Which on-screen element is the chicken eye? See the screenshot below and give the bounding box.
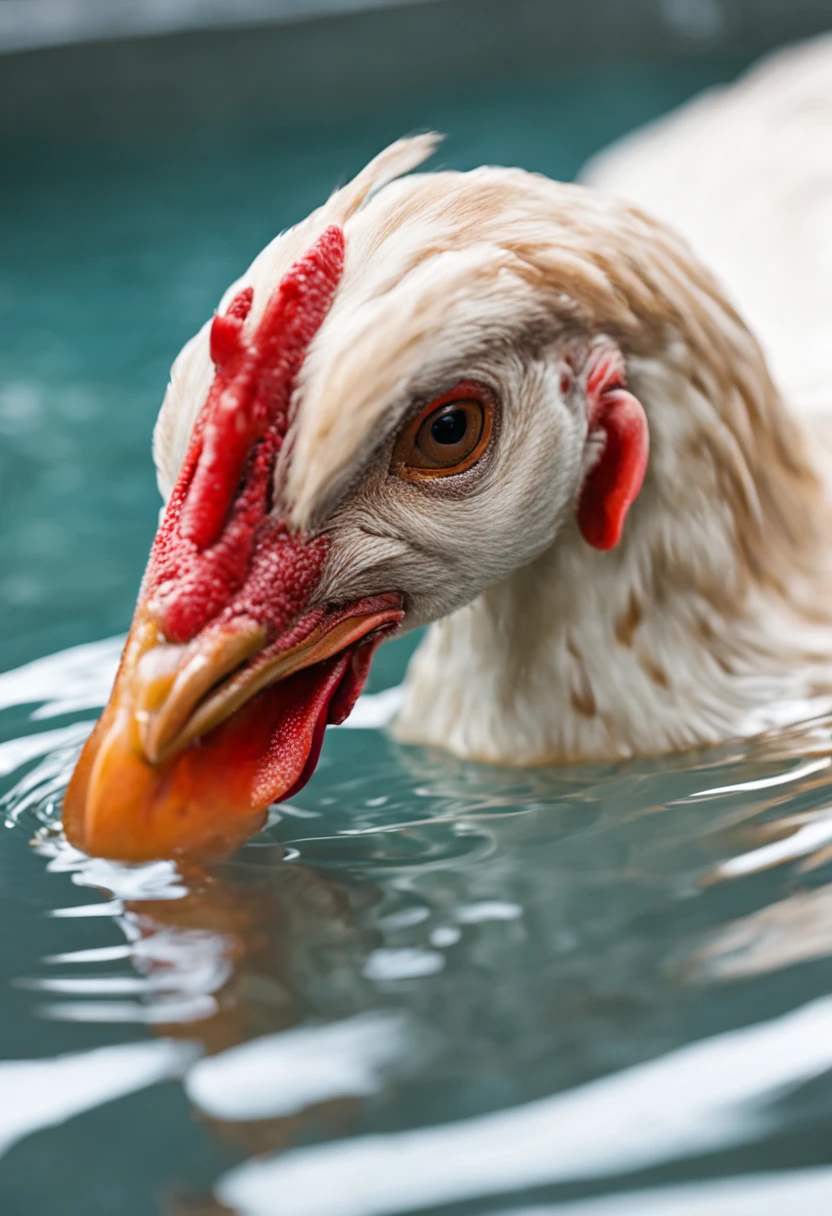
[417,400,481,462]
[392,382,495,481]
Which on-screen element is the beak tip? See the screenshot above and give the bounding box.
[63,596,402,862]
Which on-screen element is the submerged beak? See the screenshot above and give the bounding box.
[63,223,402,862]
[63,594,403,862]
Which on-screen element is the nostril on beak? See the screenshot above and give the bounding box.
[133,621,267,765]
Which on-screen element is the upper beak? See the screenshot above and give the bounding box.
[63,594,403,862]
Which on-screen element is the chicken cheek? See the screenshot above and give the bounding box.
[577,362,649,551]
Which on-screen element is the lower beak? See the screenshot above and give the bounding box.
[63,595,403,862]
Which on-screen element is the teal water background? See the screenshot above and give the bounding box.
[3,50,832,1216]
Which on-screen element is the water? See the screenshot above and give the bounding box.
[3,50,832,1216]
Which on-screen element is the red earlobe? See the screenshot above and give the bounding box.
[576,347,649,551]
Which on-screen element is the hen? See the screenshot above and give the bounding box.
[65,37,832,860]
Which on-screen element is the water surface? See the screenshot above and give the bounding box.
[3,51,832,1216]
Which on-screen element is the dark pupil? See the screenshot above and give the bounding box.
[431,408,467,446]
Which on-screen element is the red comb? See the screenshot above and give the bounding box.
[183,226,344,549]
[145,225,345,644]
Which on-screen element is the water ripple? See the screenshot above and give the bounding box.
[2,636,832,1212]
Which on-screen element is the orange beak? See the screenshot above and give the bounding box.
[63,595,403,862]
[62,224,391,862]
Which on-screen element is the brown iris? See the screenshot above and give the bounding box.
[392,381,495,481]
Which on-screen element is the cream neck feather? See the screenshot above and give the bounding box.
[395,37,832,763]
[394,341,832,763]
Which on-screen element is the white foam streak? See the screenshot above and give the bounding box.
[218,997,832,1216]
[51,900,124,917]
[39,996,218,1024]
[0,723,93,778]
[455,901,523,923]
[0,1039,196,1158]
[362,947,444,980]
[689,757,831,798]
[46,944,133,964]
[495,1168,832,1215]
[187,1010,413,1121]
[0,636,122,718]
[713,814,832,879]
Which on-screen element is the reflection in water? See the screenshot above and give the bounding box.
[2,639,832,1212]
[216,997,832,1216]
[0,1039,195,1159]
[683,884,832,982]
[492,1169,832,1215]
[186,1010,423,1121]
[706,811,832,881]
[26,834,383,1053]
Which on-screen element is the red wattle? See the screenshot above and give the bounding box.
[577,346,649,551]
